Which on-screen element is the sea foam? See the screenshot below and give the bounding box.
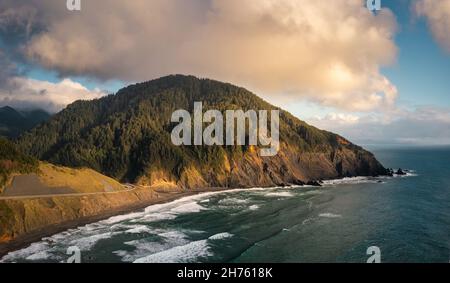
[319,213,342,218]
[132,232,233,263]
[265,191,294,197]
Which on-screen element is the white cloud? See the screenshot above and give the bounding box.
[415,0,450,53]
[307,107,450,145]
[312,113,361,125]
[2,0,399,112]
[0,77,106,113]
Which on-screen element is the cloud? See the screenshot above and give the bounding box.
[312,113,361,125]
[415,0,450,53]
[308,107,450,145]
[0,77,106,113]
[1,0,399,112]
[0,50,17,84]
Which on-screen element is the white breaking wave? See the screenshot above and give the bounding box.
[124,225,153,234]
[319,213,342,218]
[396,172,418,177]
[115,229,193,262]
[265,191,294,197]
[69,232,115,251]
[218,198,248,205]
[132,232,233,263]
[102,212,145,225]
[248,205,260,211]
[322,177,381,186]
[0,242,50,262]
[133,239,211,263]
[321,170,417,186]
[208,232,233,240]
[0,229,118,262]
[170,202,206,214]
[302,217,315,225]
[25,250,51,261]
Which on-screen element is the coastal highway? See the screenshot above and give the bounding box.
[0,184,140,200]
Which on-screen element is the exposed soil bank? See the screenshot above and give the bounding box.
[0,186,232,258]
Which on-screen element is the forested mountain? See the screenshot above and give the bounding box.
[0,106,51,138]
[17,75,388,189]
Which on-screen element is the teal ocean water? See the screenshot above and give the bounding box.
[2,146,450,263]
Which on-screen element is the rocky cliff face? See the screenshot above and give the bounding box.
[18,75,388,189]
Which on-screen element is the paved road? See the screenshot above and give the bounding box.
[0,184,139,201]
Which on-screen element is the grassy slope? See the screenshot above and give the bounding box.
[38,163,125,194]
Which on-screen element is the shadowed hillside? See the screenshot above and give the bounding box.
[0,107,51,139]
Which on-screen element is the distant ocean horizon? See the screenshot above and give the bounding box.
[2,146,450,263]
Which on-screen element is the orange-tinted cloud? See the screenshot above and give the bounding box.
[4,0,399,111]
[415,0,450,53]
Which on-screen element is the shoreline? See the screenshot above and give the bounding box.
[0,187,238,259]
[0,174,406,260]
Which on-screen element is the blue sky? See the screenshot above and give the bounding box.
[23,0,450,114]
[23,66,126,95]
[382,0,450,108]
[285,0,450,119]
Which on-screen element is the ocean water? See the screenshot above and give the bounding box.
[2,146,450,263]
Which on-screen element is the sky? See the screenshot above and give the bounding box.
[0,0,449,146]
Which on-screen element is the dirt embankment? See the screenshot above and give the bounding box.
[0,162,162,255]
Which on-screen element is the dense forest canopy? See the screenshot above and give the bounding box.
[17,75,387,188]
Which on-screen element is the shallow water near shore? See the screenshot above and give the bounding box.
[2,146,450,263]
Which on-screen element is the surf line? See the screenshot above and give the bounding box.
[171,102,280,157]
